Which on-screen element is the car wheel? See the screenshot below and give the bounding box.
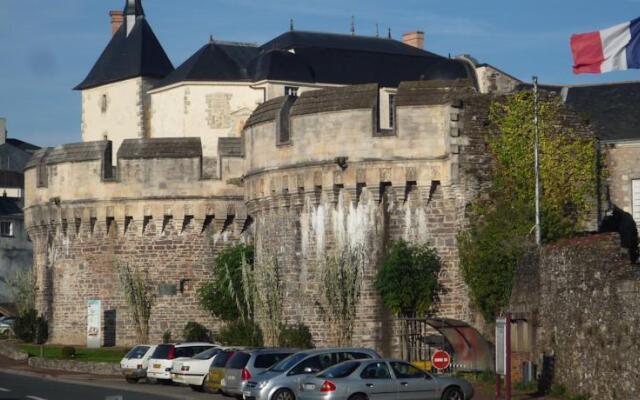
[348,394,368,400]
[442,386,464,400]
[125,378,138,384]
[272,388,296,400]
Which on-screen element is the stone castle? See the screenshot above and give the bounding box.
[25,0,601,351]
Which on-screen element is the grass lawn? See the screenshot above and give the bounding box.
[18,344,128,363]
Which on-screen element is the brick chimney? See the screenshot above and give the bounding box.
[110,10,124,35]
[402,31,425,49]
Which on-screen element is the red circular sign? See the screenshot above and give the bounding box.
[431,350,451,370]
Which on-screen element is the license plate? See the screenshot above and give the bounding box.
[153,364,161,369]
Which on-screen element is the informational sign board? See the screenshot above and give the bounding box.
[495,317,506,375]
[87,299,101,349]
[431,350,451,370]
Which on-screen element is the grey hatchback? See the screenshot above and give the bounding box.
[222,348,297,398]
[243,348,380,400]
[299,359,474,400]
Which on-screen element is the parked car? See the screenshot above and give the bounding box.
[171,346,224,391]
[120,344,157,383]
[243,348,380,400]
[298,359,474,400]
[0,317,16,335]
[204,349,238,394]
[146,342,216,383]
[222,348,297,397]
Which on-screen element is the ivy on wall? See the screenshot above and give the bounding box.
[459,91,601,322]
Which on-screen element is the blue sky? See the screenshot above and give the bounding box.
[1,0,639,147]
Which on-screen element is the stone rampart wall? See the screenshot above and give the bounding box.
[511,233,640,399]
[243,81,495,355]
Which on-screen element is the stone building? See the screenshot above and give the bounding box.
[25,0,616,351]
[0,118,40,307]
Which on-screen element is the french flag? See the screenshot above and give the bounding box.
[571,17,640,74]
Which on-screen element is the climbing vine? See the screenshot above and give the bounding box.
[459,91,601,322]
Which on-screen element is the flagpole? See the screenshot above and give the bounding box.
[533,76,541,246]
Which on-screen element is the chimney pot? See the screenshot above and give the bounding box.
[402,30,425,49]
[109,10,124,36]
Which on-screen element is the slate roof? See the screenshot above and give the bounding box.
[396,79,476,106]
[563,81,640,142]
[0,171,24,188]
[5,139,40,153]
[244,97,291,128]
[75,18,174,90]
[157,30,474,89]
[0,197,23,217]
[25,141,110,169]
[156,41,259,88]
[117,138,202,159]
[290,83,378,116]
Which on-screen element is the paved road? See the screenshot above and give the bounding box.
[0,371,222,400]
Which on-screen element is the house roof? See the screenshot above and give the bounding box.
[75,18,174,90]
[155,41,259,87]
[4,139,40,153]
[563,81,640,142]
[0,197,22,217]
[157,30,474,89]
[0,171,24,189]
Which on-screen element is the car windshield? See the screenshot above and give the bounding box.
[212,351,233,368]
[318,361,360,378]
[193,347,220,360]
[269,353,308,372]
[151,344,174,359]
[125,346,150,360]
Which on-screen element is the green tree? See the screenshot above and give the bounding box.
[375,240,441,317]
[198,244,254,322]
[459,92,601,322]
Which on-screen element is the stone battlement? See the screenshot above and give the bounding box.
[24,137,246,236]
[243,80,489,205]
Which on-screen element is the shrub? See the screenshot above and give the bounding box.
[13,309,38,342]
[162,330,172,344]
[198,244,255,322]
[217,320,263,347]
[183,321,212,342]
[278,324,314,349]
[61,346,76,359]
[375,240,441,317]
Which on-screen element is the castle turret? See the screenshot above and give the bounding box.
[75,0,173,157]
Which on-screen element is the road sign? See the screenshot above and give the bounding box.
[431,350,451,370]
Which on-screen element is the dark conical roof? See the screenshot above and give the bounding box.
[74,18,174,90]
[155,41,259,88]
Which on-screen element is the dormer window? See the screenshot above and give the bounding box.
[285,86,299,97]
[1,221,13,237]
[376,88,397,133]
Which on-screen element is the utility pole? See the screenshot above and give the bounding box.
[533,76,541,246]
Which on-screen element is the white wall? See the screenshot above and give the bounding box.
[81,77,150,157]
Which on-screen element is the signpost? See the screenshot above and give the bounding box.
[87,299,101,349]
[495,314,512,400]
[431,350,451,371]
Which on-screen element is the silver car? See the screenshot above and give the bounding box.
[223,348,297,397]
[299,359,474,400]
[243,348,380,400]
